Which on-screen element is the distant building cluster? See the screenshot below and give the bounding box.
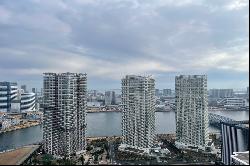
[155,88,173,97]
[1,72,249,165]
[208,88,249,110]
[87,90,121,107]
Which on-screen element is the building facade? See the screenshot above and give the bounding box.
[32,88,36,93]
[221,121,249,165]
[20,93,36,112]
[175,75,209,150]
[104,91,116,105]
[155,89,160,97]
[217,97,247,108]
[43,72,87,156]
[209,89,234,98]
[163,89,172,96]
[0,82,18,113]
[21,85,27,93]
[121,75,156,149]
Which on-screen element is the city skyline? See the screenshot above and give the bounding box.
[0,0,249,165]
[0,0,248,90]
[1,74,249,93]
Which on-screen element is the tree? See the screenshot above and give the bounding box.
[32,156,39,165]
[94,154,99,162]
[86,145,92,151]
[106,153,110,160]
[42,154,54,165]
[79,155,85,165]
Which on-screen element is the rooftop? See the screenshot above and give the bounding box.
[43,72,87,76]
[231,151,249,165]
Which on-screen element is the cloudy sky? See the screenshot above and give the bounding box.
[0,0,249,91]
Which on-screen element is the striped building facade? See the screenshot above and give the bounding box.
[0,82,18,112]
[221,121,249,165]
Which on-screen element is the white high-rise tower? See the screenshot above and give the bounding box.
[175,75,209,150]
[43,72,87,156]
[121,75,156,149]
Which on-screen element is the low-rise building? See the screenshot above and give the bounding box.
[217,97,247,108]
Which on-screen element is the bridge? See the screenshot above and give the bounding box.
[208,113,249,130]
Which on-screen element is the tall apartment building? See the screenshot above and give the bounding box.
[175,75,209,150]
[121,75,156,149]
[0,82,18,112]
[43,73,87,156]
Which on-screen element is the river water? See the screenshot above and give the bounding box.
[0,111,248,151]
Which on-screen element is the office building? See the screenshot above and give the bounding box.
[221,121,249,165]
[43,72,87,156]
[21,85,27,93]
[32,88,36,93]
[155,89,160,97]
[209,89,234,98]
[121,75,156,149]
[105,91,116,105]
[163,89,172,96]
[175,75,209,150]
[0,82,18,112]
[115,94,122,105]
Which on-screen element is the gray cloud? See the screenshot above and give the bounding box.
[0,0,248,89]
